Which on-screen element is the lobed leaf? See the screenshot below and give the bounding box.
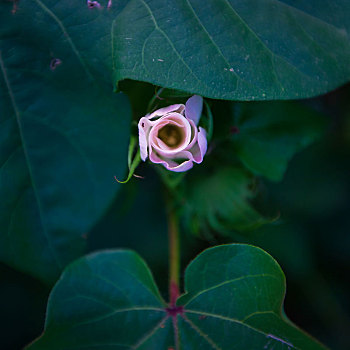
[27,244,326,349]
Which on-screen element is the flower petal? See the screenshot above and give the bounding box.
[138,117,154,161]
[186,119,199,150]
[198,127,208,156]
[185,95,203,125]
[149,113,192,154]
[169,160,194,172]
[148,104,185,120]
[190,127,207,163]
[149,148,193,172]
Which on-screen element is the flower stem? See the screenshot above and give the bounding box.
[166,196,180,307]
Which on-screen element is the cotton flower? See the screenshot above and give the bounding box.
[138,95,207,172]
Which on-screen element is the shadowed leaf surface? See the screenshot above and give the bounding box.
[231,101,327,181]
[182,167,271,236]
[0,2,131,284]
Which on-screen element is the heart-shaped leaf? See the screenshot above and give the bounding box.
[231,101,327,181]
[5,0,350,101]
[27,244,326,349]
[0,4,131,284]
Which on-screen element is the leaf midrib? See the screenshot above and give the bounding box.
[0,51,62,271]
[33,0,94,81]
[183,273,279,305]
[183,310,299,350]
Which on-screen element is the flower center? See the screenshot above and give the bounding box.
[158,124,183,148]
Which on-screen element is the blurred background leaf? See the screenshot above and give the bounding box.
[181,166,272,238]
[230,101,327,181]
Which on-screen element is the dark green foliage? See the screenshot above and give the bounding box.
[0,1,349,348]
[27,244,326,350]
[2,0,349,101]
[182,167,271,236]
[0,1,131,284]
[231,101,327,181]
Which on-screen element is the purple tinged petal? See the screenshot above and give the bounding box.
[149,114,192,154]
[169,160,194,172]
[148,104,185,120]
[189,127,207,163]
[197,127,208,160]
[185,95,203,125]
[149,148,194,172]
[138,117,154,161]
[186,119,199,150]
[138,98,207,173]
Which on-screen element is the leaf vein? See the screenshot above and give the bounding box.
[182,314,222,350]
[0,50,62,270]
[132,315,169,349]
[184,273,279,305]
[222,0,284,91]
[185,310,299,349]
[139,0,207,90]
[33,0,94,81]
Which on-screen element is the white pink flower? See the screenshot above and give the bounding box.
[138,95,207,172]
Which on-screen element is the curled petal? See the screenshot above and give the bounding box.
[190,127,207,163]
[185,95,203,125]
[197,127,208,161]
[186,119,199,150]
[148,104,185,120]
[168,160,194,172]
[149,113,192,154]
[138,117,154,161]
[149,148,194,172]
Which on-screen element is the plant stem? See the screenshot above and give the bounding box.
[166,196,180,307]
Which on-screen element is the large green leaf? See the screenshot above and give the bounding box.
[27,244,326,349]
[0,3,131,284]
[5,0,350,101]
[231,101,326,181]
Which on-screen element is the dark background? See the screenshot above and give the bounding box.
[1,83,349,350]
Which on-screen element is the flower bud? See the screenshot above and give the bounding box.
[138,95,207,172]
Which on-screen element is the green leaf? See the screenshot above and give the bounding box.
[27,245,326,349]
[111,0,350,100]
[182,167,271,236]
[5,0,350,101]
[231,101,326,181]
[0,5,131,284]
